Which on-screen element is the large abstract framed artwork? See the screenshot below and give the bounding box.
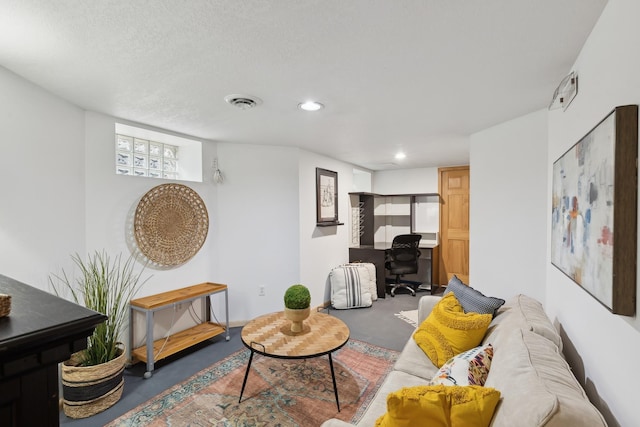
[316,168,340,226]
[551,105,638,316]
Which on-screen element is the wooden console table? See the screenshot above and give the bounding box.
[129,282,229,378]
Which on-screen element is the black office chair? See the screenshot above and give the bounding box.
[385,234,422,297]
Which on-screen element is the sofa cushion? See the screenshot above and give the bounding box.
[429,344,493,387]
[353,370,431,427]
[485,329,607,427]
[393,335,439,380]
[374,385,501,427]
[444,275,505,316]
[413,293,492,367]
[483,294,562,350]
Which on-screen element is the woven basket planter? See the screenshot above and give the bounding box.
[61,344,126,419]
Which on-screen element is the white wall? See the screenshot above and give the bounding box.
[298,151,353,304]
[84,112,222,344]
[372,167,439,194]
[545,1,640,425]
[216,142,301,322]
[0,64,355,338]
[84,112,218,287]
[469,109,548,301]
[0,66,85,287]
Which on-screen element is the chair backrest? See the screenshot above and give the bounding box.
[388,234,422,271]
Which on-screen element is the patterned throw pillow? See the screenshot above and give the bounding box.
[347,262,378,301]
[444,275,505,316]
[430,344,494,386]
[375,385,501,427]
[330,264,373,309]
[413,293,492,367]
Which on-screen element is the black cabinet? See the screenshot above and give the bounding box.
[0,275,106,427]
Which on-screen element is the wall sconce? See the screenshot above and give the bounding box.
[213,158,224,184]
[549,71,578,111]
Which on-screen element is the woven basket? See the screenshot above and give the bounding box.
[61,344,126,419]
[0,294,10,317]
[134,183,209,267]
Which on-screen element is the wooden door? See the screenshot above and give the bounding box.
[439,166,470,284]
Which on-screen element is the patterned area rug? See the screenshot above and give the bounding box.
[106,340,398,427]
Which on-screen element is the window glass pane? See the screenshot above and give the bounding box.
[134,139,148,154]
[116,152,132,166]
[133,154,147,168]
[164,145,177,159]
[163,159,176,172]
[163,172,178,180]
[149,142,162,156]
[115,132,183,181]
[149,157,161,170]
[116,135,132,151]
[116,166,132,175]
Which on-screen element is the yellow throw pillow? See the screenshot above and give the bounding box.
[413,293,492,367]
[375,385,501,427]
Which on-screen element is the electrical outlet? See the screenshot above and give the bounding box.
[175,303,183,311]
[259,285,266,296]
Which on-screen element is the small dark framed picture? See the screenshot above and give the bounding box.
[316,168,339,225]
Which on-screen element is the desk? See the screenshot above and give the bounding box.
[349,243,439,298]
[0,275,106,427]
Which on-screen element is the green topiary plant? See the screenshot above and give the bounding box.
[284,284,311,310]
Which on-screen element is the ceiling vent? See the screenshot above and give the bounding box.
[224,94,262,110]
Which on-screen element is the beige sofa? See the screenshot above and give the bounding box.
[322,294,607,427]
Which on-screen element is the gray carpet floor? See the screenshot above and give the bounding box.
[60,292,423,426]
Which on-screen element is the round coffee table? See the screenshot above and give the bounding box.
[239,310,350,411]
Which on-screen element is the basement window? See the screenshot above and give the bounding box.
[114,123,202,182]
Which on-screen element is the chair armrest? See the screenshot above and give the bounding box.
[417,295,441,324]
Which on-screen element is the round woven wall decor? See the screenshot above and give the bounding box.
[134,183,209,267]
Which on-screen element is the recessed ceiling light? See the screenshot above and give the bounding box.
[395,152,406,160]
[298,101,324,111]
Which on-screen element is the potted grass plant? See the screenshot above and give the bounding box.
[284,284,311,333]
[50,250,150,418]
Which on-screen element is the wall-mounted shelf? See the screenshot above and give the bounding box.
[317,221,344,227]
[349,192,441,247]
[348,192,442,298]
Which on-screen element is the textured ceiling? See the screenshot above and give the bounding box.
[0,0,607,170]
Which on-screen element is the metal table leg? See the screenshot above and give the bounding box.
[144,309,154,378]
[329,353,340,412]
[239,350,255,403]
[224,289,230,341]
